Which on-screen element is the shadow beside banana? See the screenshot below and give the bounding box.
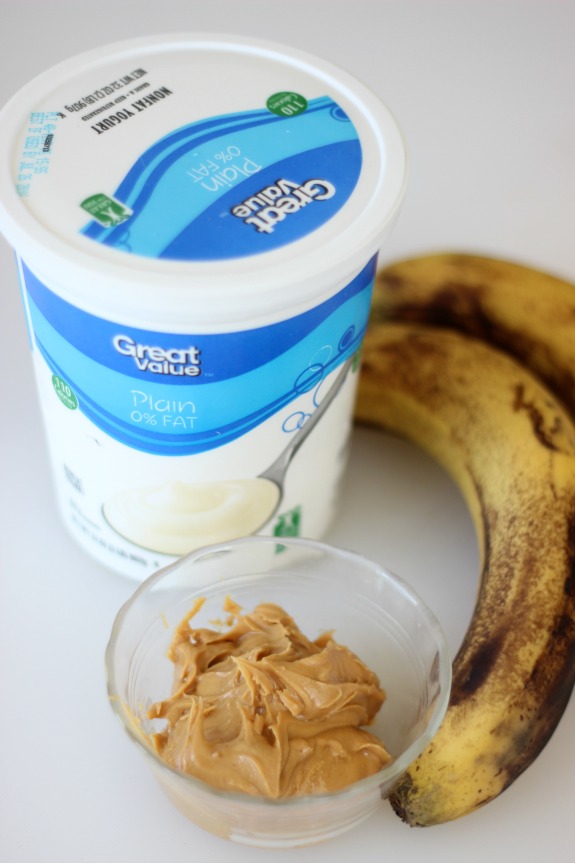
[355,254,575,827]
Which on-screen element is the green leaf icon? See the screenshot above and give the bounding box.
[81,193,132,227]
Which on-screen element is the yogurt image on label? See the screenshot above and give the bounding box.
[0,34,407,579]
[103,479,280,555]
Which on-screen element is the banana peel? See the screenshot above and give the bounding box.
[355,255,575,826]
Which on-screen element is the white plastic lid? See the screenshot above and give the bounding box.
[0,34,407,329]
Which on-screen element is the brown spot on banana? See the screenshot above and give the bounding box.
[371,253,575,419]
[355,323,575,826]
[449,632,504,704]
[512,383,564,451]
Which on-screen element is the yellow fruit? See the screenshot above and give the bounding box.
[355,322,575,826]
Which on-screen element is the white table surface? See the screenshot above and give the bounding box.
[1,2,574,862]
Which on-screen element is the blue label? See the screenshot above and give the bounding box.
[80,97,362,260]
[21,258,376,455]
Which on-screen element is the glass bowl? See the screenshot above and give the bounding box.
[105,536,451,847]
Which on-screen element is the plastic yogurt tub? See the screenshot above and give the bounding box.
[0,34,407,579]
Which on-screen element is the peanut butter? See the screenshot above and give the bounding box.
[148,597,391,798]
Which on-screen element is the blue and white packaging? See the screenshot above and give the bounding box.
[0,34,407,578]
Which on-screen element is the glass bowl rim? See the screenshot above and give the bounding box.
[104,535,452,808]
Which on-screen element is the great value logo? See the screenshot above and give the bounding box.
[113,334,201,377]
[231,177,336,234]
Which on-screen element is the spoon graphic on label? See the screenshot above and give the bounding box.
[256,353,355,515]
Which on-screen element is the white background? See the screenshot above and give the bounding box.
[1,2,574,862]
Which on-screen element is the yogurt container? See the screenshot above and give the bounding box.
[0,34,407,579]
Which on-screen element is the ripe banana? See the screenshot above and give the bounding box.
[370,252,575,418]
[354,321,575,826]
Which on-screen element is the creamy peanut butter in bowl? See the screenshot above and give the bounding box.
[105,536,451,847]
